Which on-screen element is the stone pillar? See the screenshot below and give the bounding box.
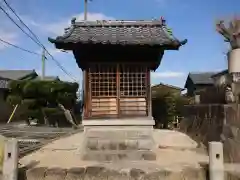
[3,138,18,180]
[228,49,240,102]
[228,49,240,74]
[209,142,224,180]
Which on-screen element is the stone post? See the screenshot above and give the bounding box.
[3,138,19,180]
[209,141,224,180]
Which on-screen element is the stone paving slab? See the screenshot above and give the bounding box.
[19,165,206,180]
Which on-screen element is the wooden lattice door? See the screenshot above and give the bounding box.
[119,64,148,116]
[88,64,118,118]
[88,63,148,118]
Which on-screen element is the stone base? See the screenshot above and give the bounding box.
[80,119,156,162]
[23,165,207,180]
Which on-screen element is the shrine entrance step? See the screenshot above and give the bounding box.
[81,126,156,162]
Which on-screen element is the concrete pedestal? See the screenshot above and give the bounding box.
[80,117,156,161]
[228,49,240,73]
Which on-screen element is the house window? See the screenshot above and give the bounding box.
[0,79,9,89]
[195,94,200,104]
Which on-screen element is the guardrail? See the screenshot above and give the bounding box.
[209,141,240,180]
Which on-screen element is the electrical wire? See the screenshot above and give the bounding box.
[3,0,43,47]
[0,37,41,56]
[0,4,42,47]
[0,1,78,82]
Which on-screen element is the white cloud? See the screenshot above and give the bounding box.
[28,12,115,36]
[151,71,185,78]
[0,30,18,50]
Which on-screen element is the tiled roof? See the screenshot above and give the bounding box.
[0,70,36,80]
[35,76,60,81]
[0,70,37,89]
[152,83,184,91]
[49,19,187,48]
[211,69,228,78]
[186,72,216,86]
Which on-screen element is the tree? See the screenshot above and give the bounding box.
[6,80,79,127]
[152,89,190,129]
[216,17,240,50]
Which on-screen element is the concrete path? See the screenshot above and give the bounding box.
[19,129,209,172]
[153,130,208,169]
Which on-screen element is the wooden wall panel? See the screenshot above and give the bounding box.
[120,98,147,116]
[91,98,117,116]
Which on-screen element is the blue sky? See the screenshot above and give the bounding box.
[0,0,239,88]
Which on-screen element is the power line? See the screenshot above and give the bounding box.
[0,4,42,47]
[0,37,41,56]
[2,0,43,47]
[0,1,78,82]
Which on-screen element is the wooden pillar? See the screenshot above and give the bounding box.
[116,64,120,117]
[83,70,88,119]
[147,70,152,117]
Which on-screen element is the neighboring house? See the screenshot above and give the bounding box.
[212,69,240,101]
[211,69,230,87]
[152,83,184,97]
[184,72,216,96]
[0,70,38,123]
[0,70,38,97]
[0,70,38,89]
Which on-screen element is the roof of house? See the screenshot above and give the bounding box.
[48,19,187,48]
[0,70,37,89]
[35,76,60,81]
[152,83,184,91]
[184,72,216,88]
[0,70,36,80]
[211,69,228,78]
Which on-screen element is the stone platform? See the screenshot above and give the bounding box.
[20,164,206,180]
[19,129,209,180]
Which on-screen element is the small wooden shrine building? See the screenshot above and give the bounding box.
[49,18,186,126]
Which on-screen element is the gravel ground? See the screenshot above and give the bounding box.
[0,122,83,156]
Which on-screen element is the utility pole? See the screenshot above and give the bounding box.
[42,48,46,80]
[84,0,88,20]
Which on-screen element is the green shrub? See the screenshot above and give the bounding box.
[7,79,79,126]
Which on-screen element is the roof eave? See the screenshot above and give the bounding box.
[184,74,190,89]
[211,69,228,78]
[48,37,186,51]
